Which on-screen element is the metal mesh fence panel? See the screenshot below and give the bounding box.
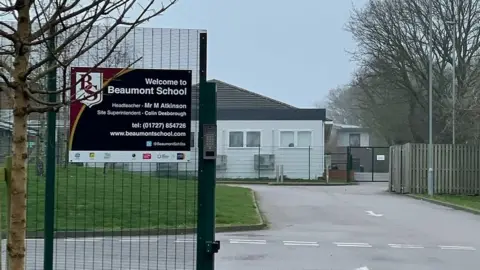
[0,26,204,270]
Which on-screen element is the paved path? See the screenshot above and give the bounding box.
[215,183,480,269]
[2,182,480,269]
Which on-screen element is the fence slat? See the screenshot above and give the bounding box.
[389,143,480,195]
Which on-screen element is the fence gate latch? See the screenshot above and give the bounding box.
[206,240,220,254]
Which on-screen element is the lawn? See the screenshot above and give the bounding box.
[418,194,480,210]
[0,165,260,232]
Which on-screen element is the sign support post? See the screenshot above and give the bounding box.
[196,33,219,270]
[44,25,57,270]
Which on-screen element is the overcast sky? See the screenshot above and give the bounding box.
[139,0,368,108]
[2,0,368,108]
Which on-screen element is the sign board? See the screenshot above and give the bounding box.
[376,155,385,161]
[69,67,192,163]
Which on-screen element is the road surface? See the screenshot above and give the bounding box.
[215,183,480,270]
[1,183,479,269]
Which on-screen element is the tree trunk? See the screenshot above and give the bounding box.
[8,2,31,269]
[408,99,425,143]
[9,91,28,270]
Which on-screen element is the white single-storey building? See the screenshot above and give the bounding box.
[125,79,327,180]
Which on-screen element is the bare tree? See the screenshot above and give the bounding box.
[0,0,177,268]
[336,0,480,144]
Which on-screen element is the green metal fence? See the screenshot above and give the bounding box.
[1,26,211,270]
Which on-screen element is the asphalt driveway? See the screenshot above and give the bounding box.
[215,183,480,270]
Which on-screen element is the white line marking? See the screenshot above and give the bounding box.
[333,242,370,246]
[334,242,372,248]
[388,244,424,249]
[229,239,266,245]
[355,267,370,270]
[119,238,158,242]
[175,239,196,243]
[283,241,319,246]
[229,239,266,242]
[365,210,383,217]
[439,245,476,250]
[64,238,103,242]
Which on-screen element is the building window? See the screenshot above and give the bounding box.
[246,131,261,147]
[229,131,244,147]
[279,130,312,148]
[228,131,261,148]
[297,131,312,147]
[190,132,195,147]
[280,131,295,147]
[349,133,361,147]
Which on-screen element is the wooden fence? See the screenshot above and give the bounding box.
[389,143,480,195]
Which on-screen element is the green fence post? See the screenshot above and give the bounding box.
[257,146,261,180]
[308,146,311,180]
[43,25,57,270]
[371,147,375,182]
[4,156,11,270]
[196,33,219,270]
[346,147,352,182]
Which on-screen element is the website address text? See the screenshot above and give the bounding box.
[110,131,186,137]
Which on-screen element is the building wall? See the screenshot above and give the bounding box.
[336,131,370,147]
[123,119,325,180]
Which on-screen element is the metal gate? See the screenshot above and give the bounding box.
[1,27,217,270]
[349,147,390,182]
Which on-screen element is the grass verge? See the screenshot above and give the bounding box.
[415,194,480,211]
[0,165,261,232]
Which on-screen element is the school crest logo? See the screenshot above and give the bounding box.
[76,72,103,107]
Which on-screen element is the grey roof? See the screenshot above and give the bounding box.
[191,108,325,121]
[192,79,296,109]
[189,79,325,121]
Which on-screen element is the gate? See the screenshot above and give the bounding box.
[326,149,351,181]
[1,27,218,270]
[349,146,390,182]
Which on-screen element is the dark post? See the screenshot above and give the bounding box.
[371,148,375,182]
[196,32,219,270]
[400,147,404,193]
[346,147,352,182]
[44,25,57,270]
[308,146,311,180]
[257,146,261,179]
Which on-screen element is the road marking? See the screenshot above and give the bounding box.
[334,242,372,248]
[365,210,383,217]
[64,238,103,242]
[175,239,196,243]
[119,238,158,242]
[439,245,476,251]
[388,244,424,249]
[355,267,370,270]
[229,239,266,245]
[283,241,319,246]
